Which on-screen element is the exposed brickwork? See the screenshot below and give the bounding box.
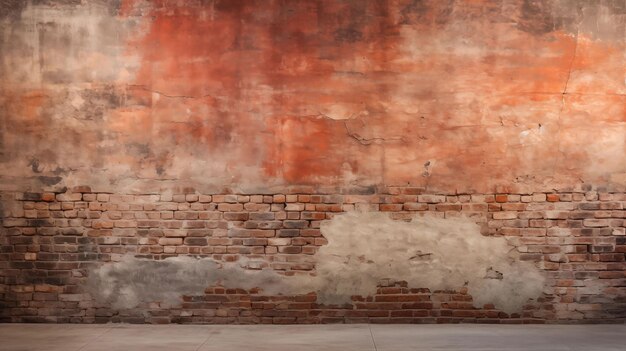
[1,186,625,324]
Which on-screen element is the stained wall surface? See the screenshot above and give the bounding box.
[0,0,625,324]
[1,0,624,194]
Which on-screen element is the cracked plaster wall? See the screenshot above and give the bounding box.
[0,0,624,194]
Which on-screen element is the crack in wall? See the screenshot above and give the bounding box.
[553,23,581,178]
[343,120,406,146]
[127,85,216,100]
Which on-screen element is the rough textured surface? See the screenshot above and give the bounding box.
[317,212,545,312]
[88,256,303,310]
[0,0,624,194]
[0,0,625,324]
[1,187,625,323]
[88,213,544,313]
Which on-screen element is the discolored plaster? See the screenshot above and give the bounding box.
[315,212,546,313]
[87,256,301,310]
[0,0,624,194]
[88,212,545,314]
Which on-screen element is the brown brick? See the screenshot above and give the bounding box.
[184,237,208,246]
[600,202,623,210]
[435,204,462,211]
[569,211,595,219]
[245,212,274,222]
[301,212,326,220]
[583,219,608,227]
[243,238,268,246]
[519,228,546,236]
[56,193,82,202]
[271,203,285,211]
[185,194,199,202]
[296,195,311,203]
[599,254,624,262]
[278,229,299,237]
[501,203,526,211]
[159,238,183,246]
[403,202,428,211]
[283,220,308,229]
[579,203,601,210]
[285,203,304,211]
[198,195,212,203]
[172,194,186,202]
[72,186,92,193]
[218,203,244,212]
[224,212,249,221]
[244,203,270,212]
[278,246,301,254]
[493,212,517,220]
[544,211,569,219]
[417,195,446,203]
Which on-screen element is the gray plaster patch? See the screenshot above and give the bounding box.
[87,256,302,310]
[88,212,545,313]
[315,212,545,313]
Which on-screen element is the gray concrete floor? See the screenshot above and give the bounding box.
[0,324,625,351]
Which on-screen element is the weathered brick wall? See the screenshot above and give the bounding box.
[1,186,624,324]
[1,0,625,324]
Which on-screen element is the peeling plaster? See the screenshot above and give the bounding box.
[89,212,545,313]
[315,212,546,313]
[87,256,300,310]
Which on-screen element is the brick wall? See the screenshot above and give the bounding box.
[1,186,625,324]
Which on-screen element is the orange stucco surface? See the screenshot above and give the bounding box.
[1,0,624,194]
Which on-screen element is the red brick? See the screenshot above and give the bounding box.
[380,204,402,211]
[495,194,508,203]
[546,194,560,202]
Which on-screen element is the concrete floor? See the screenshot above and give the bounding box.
[0,324,625,351]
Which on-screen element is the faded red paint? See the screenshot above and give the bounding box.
[5,91,48,126]
[115,0,626,191]
[0,0,624,193]
[264,116,350,183]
